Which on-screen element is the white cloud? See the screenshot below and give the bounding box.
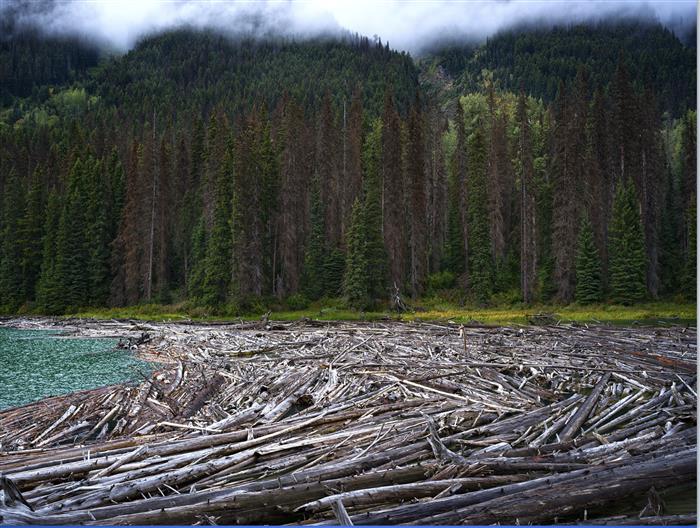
[3,0,696,52]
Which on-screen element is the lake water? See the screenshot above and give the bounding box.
[0,327,152,410]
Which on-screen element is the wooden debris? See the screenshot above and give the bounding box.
[0,318,696,525]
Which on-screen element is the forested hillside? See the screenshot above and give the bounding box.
[426,21,696,116]
[0,22,695,314]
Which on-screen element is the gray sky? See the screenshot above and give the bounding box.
[4,0,697,53]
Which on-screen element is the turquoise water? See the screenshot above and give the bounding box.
[0,328,151,410]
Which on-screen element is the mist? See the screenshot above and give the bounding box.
[1,0,696,53]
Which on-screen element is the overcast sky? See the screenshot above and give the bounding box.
[3,0,697,53]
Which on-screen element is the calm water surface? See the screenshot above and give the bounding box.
[0,327,151,409]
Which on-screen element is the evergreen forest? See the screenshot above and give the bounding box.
[0,20,696,315]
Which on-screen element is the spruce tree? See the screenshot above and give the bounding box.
[323,249,345,298]
[575,215,602,304]
[609,181,647,304]
[202,148,234,307]
[20,168,45,301]
[343,198,370,309]
[466,128,493,304]
[36,192,63,314]
[362,118,388,300]
[55,159,90,309]
[85,158,112,306]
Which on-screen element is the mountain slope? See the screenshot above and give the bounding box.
[423,21,696,116]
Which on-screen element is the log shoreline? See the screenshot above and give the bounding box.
[0,318,696,525]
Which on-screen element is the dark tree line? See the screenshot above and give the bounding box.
[0,29,695,313]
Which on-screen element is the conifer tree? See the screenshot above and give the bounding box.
[231,110,265,300]
[517,87,537,304]
[381,88,406,292]
[277,98,311,297]
[187,216,208,300]
[343,119,388,309]
[0,170,25,311]
[575,215,602,304]
[318,92,342,248]
[55,159,90,309]
[362,118,388,300]
[111,141,147,306]
[466,128,492,304]
[258,115,279,295]
[407,93,427,297]
[342,84,364,239]
[323,249,346,297]
[302,173,327,301]
[20,168,45,301]
[85,158,112,306]
[680,111,697,288]
[658,168,682,295]
[36,192,63,314]
[683,201,696,300]
[609,181,647,304]
[444,194,465,276]
[444,102,467,278]
[343,198,370,309]
[202,147,234,307]
[552,72,587,303]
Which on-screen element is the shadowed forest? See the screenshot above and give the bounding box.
[0,20,696,315]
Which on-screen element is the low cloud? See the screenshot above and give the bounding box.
[2,0,696,53]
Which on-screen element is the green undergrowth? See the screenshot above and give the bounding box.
[61,300,697,327]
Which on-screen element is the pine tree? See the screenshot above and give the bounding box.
[575,215,602,304]
[517,87,537,304]
[258,115,279,296]
[381,88,406,292]
[609,181,647,304]
[407,93,427,297]
[277,97,311,297]
[552,72,587,303]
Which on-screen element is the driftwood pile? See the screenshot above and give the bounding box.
[0,319,696,525]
